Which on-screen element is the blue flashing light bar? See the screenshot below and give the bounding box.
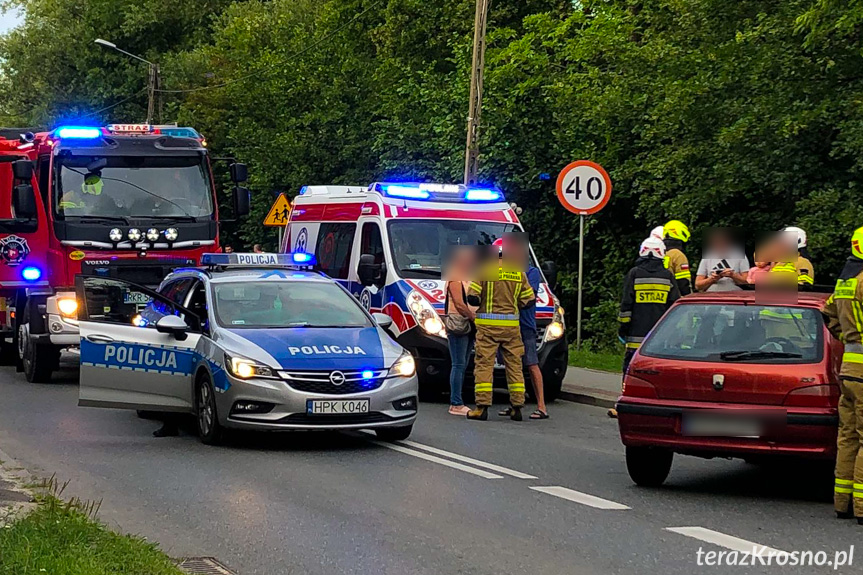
[201,252,316,267]
[361,370,374,380]
[21,267,42,281]
[465,188,502,202]
[381,184,430,200]
[155,127,199,138]
[55,126,101,139]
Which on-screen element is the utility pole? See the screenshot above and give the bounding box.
[95,39,159,124]
[463,0,490,186]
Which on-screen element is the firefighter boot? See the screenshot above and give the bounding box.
[467,406,488,421]
[510,406,522,422]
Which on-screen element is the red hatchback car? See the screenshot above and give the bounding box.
[617,291,842,487]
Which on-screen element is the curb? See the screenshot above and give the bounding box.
[0,445,36,527]
[558,389,617,409]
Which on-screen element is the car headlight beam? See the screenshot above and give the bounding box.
[406,290,446,338]
[57,297,78,317]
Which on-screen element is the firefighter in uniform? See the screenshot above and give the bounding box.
[662,220,692,295]
[782,226,815,287]
[59,173,119,214]
[467,243,536,422]
[822,227,863,524]
[608,237,681,418]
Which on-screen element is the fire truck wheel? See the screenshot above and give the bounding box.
[19,303,59,383]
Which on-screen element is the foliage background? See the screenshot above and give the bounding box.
[1,0,860,347]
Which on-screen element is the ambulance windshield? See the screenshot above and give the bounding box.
[55,153,214,220]
[387,220,522,279]
[213,281,372,328]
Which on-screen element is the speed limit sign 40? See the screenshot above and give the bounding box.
[555,160,612,215]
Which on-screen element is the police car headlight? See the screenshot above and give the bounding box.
[407,290,446,338]
[388,352,416,378]
[225,354,274,379]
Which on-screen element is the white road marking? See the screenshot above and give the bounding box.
[397,440,538,479]
[665,527,788,555]
[369,440,503,479]
[529,486,630,510]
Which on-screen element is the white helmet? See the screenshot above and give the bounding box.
[650,226,664,240]
[640,236,666,259]
[783,226,807,249]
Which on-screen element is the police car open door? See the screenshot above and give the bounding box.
[75,276,203,412]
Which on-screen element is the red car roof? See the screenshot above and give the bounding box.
[673,290,829,308]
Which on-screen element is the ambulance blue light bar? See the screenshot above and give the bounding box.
[373,182,503,203]
[201,253,316,267]
[55,126,102,139]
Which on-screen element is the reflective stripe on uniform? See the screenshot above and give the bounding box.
[662,256,670,269]
[634,283,671,291]
[474,383,493,392]
[522,287,534,299]
[836,478,854,494]
[469,282,482,293]
[852,300,863,334]
[674,271,690,279]
[634,277,672,286]
[625,342,641,349]
[618,316,631,323]
[798,274,814,285]
[835,278,858,299]
[475,318,519,326]
[508,383,525,393]
[842,352,863,364]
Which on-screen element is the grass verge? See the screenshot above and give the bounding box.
[0,479,183,575]
[568,346,623,373]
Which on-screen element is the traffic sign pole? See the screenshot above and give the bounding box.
[577,214,584,349]
[554,160,612,351]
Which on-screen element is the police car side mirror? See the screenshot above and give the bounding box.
[372,312,393,330]
[13,184,36,220]
[155,315,190,341]
[233,186,250,218]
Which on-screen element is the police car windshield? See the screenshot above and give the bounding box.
[639,303,822,363]
[213,281,372,329]
[388,220,522,279]
[55,154,213,219]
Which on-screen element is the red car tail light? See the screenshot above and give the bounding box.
[621,375,658,399]
[783,384,840,409]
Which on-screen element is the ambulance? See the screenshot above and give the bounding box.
[282,182,568,400]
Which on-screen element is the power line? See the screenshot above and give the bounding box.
[73,87,149,119]
[155,0,385,95]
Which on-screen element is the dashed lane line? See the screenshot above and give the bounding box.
[396,439,538,479]
[665,527,788,555]
[368,440,504,479]
[529,486,630,510]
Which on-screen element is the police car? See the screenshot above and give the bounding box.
[74,253,419,444]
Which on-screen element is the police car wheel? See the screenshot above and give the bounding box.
[374,424,413,442]
[625,446,673,487]
[196,375,224,445]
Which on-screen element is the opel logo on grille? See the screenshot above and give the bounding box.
[329,371,346,386]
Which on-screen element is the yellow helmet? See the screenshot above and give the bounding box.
[663,220,690,242]
[82,174,103,196]
[852,226,863,259]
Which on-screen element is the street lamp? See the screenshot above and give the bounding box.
[94,38,159,124]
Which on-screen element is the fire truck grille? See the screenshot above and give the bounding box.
[81,259,196,288]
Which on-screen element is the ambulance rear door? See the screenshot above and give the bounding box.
[75,276,202,412]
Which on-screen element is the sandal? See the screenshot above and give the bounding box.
[498,407,513,417]
[530,410,549,420]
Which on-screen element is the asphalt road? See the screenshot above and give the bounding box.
[0,362,859,575]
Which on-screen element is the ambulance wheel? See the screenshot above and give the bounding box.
[626,446,673,487]
[19,305,58,383]
[196,374,224,445]
[374,424,413,442]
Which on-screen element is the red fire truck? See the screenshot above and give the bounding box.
[0,124,249,382]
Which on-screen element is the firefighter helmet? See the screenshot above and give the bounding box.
[782,226,807,249]
[852,227,863,260]
[650,226,664,240]
[82,174,104,196]
[663,220,690,243]
[639,237,666,259]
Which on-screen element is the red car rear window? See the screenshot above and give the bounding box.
[639,303,823,364]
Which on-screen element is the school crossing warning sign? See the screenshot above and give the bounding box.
[263,194,292,227]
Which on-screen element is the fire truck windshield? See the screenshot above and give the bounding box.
[387,220,522,279]
[55,155,214,220]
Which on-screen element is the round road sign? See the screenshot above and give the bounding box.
[555,160,612,216]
